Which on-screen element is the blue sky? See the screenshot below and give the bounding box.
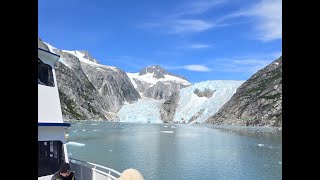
[39,0,282,83]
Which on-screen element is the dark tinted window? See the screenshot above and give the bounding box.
[38,141,65,177]
[38,58,55,87]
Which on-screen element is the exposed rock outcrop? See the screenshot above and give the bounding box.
[206,56,282,127]
[159,92,180,123]
[127,65,191,100]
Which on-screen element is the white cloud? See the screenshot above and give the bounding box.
[140,0,281,39]
[177,43,212,49]
[217,0,282,41]
[139,0,226,34]
[142,19,214,34]
[233,59,271,66]
[175,0,227,16]
[246,0,282,41]
[183,65,211,72]
[170,19,214,33]
[207,55,276,74]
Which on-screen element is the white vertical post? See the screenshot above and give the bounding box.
[92,166,96,180]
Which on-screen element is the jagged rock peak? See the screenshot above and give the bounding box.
[138,65,168,78]
[79,50,100,64]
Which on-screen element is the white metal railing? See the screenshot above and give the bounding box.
[69,158,121,180]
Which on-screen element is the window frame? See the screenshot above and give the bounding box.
[38,58,55,87]
[38,140,65,177]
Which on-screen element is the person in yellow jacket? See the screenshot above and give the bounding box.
[51,162,75,180]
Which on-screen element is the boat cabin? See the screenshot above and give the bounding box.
[38,47,141,180]
[38,48,70,179]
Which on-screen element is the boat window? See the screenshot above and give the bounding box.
[38,58,55,87]
[38,141,65,177]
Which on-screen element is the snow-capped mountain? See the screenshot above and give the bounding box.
[63,50,100,64]
[127,65,191,100]
[40,38,280,126]
[38,38,140,121]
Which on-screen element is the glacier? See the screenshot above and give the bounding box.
[173,80,244,123]
[117,80,244,124]
[117,98,164,123]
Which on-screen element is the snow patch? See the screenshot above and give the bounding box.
[126,72,191,87]
[44,42,57,53]
[62,50,119,72]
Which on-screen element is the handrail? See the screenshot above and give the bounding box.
[92,168,118,179]
[69,158,121,180]
[88,161,122,176]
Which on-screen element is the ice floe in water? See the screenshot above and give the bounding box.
[67,142,85,147]
[160,131,174,133]
[258,144,265,147]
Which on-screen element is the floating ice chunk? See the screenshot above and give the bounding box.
[160,131,174,133]
[67,142,85,147]
[258,144,265,147]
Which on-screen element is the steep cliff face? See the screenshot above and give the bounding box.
[206,56,282,127]
[159,92,180,123]
[38,38,141,120]
[127,65,191,100]
[80,62,140,112]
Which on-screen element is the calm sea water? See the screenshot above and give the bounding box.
[66,121,282,180]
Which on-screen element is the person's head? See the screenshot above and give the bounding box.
[59,162,71,177]
[117,168,144,180]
